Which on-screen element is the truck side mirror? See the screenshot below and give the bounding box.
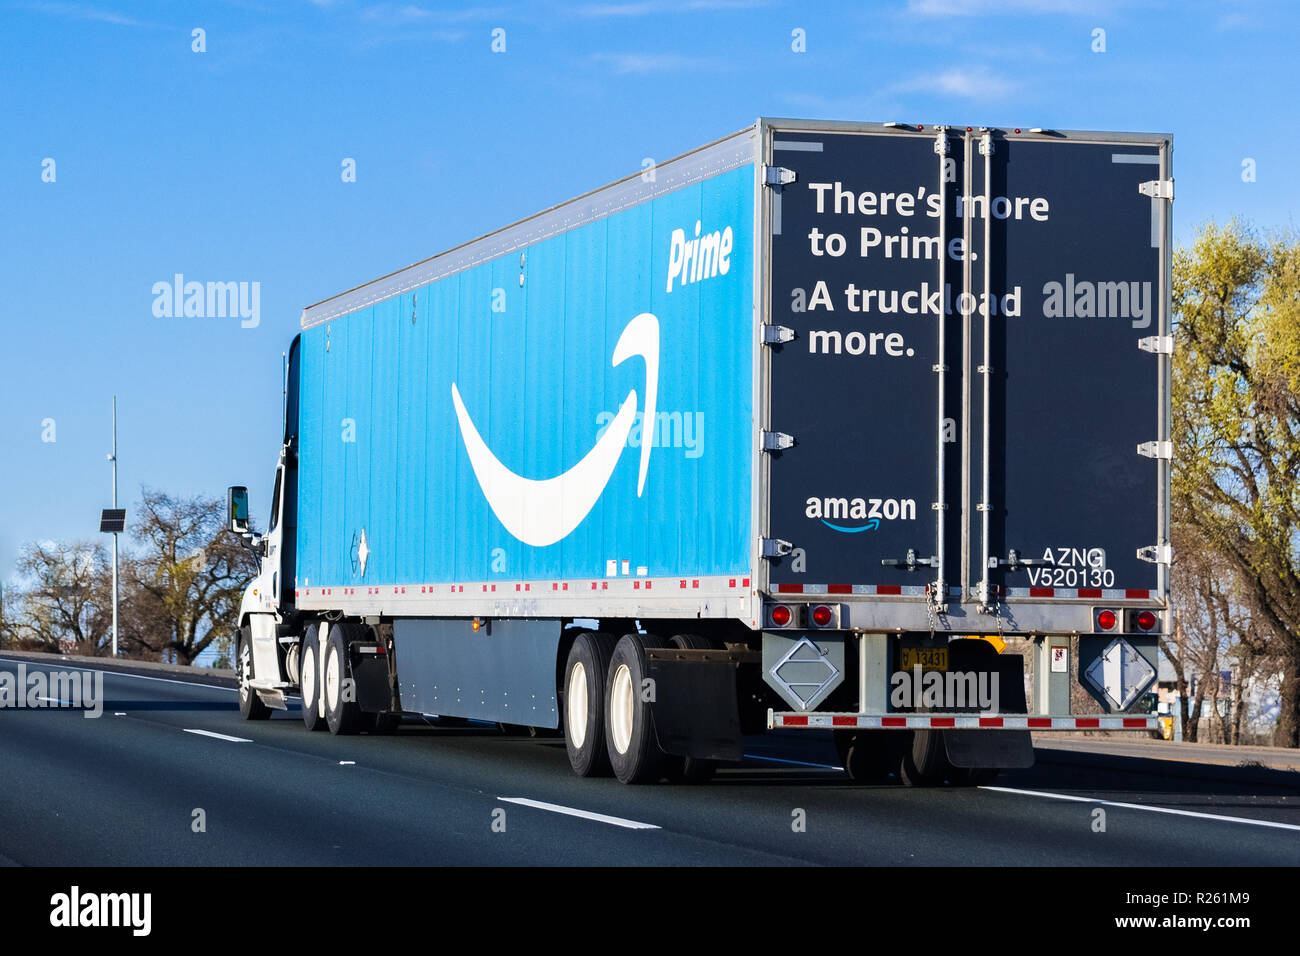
[228,486,250,534]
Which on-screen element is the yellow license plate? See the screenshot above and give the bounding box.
[900,648,948,672]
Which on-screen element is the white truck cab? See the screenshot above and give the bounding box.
[228,450,295,716]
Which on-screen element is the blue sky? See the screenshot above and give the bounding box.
[1,0,1294,580]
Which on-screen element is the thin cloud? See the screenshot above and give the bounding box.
[893,66,1017,99]
[1215,11,1253,30]
[359,3,512,24]
[907,0,1098,14]
[20,1,149,26]
[589,51,723,74]
[575,0,770,17]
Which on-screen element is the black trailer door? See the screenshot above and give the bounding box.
[762,124,1169,615]
[970,133,1168,608]
[763,126,965,605]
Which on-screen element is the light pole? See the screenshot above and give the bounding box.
[98,398,126,657]
[109,397,118,657]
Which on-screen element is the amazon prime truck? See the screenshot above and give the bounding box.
[228,118,1171,785]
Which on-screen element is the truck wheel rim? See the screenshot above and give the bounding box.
[302,645,316,706]
[567,661,588,749]
[610,663,634,755]
[325,644,340,711]
[239,642,251,700]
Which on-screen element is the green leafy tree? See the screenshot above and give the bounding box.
[1172,220,1300,746]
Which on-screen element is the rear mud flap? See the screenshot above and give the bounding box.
[646,659,742,762]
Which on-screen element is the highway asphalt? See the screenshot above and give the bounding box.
[1,656,1297,866]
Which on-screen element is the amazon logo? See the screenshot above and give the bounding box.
[804,495,917,534]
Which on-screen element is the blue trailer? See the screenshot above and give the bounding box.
[229,119,1171,784]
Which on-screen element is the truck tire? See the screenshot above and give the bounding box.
[605,634,663,784]
[323,622,362,736]
[899,729,951,787]
[300,624,326,731]
[237,626,272,721]
[563,632,616,777]
[661,634,717,784]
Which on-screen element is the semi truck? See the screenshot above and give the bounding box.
[228,118,1172,785]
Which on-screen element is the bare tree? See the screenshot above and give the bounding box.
[2,541,113,655]
[119,489,257,665]
[1168,523,1277,743]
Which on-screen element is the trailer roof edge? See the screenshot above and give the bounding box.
[299,123,760,330]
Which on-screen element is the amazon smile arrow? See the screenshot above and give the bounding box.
[450,312,660,547]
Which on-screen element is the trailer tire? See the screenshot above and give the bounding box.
[661,634,717,784]
[300,624,326,731]
[899,729,951,787]
[237,626,272,721]
[563,631,617,777]
[605,634,663,784]
[323,622,362,736]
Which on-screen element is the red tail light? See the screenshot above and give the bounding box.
[1136,610,1157,632]
[770,604,792,627]
[1097,609,1117,631]
[811,605,834,627]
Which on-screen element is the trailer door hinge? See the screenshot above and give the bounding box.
[761,538,794,558]
[763,430,795,451]
[1138,179,1174,200]
[1137,544,1173,565]
[1139,335,1174,355]
[1137,440,1173,459]
[764,165,797,187]
[763,325,796,345]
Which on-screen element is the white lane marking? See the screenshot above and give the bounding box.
[0,657,301,701]
[497,797,660,830]
[183,728,252,743]
[0,657,233,692]
[34,696,72,706]
[983,785,1300,833]
[744,753,844,771]
[339,761,355,766]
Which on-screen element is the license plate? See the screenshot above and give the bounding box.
[900,647,948,672]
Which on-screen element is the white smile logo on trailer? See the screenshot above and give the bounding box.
[450,312,660,547]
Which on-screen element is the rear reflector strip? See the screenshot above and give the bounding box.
[999,587,1161,601]
[769,583,925,597]
[769,713,1160,731]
